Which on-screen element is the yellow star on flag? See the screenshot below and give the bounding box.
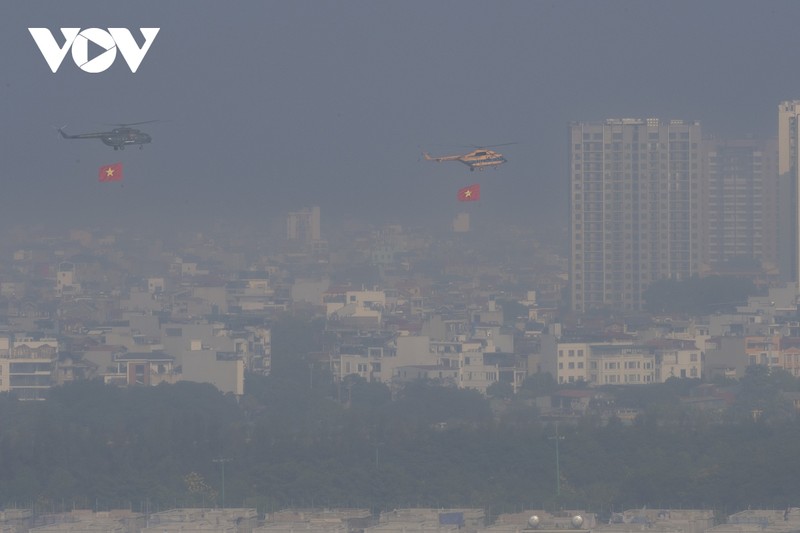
[457,183,480,201]
[98,162,123,182]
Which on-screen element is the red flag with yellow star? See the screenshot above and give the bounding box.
[457,183,480,202]
[98,162,123,182]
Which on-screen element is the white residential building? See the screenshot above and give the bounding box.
[650,339,702,381]
[56,261,80,296]
[0,336,59,400]
[555,342,591,384]
[181,347,245,395]
[555,341,656,385]
[591,344,656,385]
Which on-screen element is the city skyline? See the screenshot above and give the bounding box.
[6,1,800,520]
[3,1,800,233]
[568,110,795,312]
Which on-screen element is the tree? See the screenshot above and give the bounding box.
[643,275,759,315]
[269,312,325,381]
[486,381,514,400]
[518,372,557,398]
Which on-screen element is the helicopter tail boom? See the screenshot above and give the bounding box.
[57,127,97,139]
[56,129,106,140]
[422,151,461,162]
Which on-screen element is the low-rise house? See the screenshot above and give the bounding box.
[262,508,374,533]
[647,338,702,381]
[706,509,800,533]
[143,508,256,533]
[0,335,59,400]
[597,509,713,533]
[181,347,244,395]
[377,509,485,533]
[107,351,176,387]
[29,509,144,533]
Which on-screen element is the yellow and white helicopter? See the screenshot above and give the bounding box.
[422,143,513,171]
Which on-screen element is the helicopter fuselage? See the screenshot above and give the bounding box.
[58,124,153,150]
[424,148,507,171]
[459,150,506,171]
[100,130,152,150]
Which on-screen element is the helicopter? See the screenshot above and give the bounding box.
[422,143,514,171]
[57,121,155,150]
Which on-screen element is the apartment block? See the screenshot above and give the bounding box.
[0,336,59,400]
[700,138,778,273]
[287,206,321,242]
[555,341,657,385]
[569,118,701,312]
[778,101,800,284]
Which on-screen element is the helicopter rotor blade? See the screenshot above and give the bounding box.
[106,120,161,127]
[471,142,518,149]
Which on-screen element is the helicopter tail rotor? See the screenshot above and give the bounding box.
[52,125,68,139]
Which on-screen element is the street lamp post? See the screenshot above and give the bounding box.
[549,423,565,497]
[213,457,232,508]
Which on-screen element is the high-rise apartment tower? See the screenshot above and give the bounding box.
[569,118,701,312]
[700,138,778,274]
[778,101,800,286]
[287,206,321,243]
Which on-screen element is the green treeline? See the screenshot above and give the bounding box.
[643,275,759,315]
[1,313,799,517]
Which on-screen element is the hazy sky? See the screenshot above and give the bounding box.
[3,1,800,233]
